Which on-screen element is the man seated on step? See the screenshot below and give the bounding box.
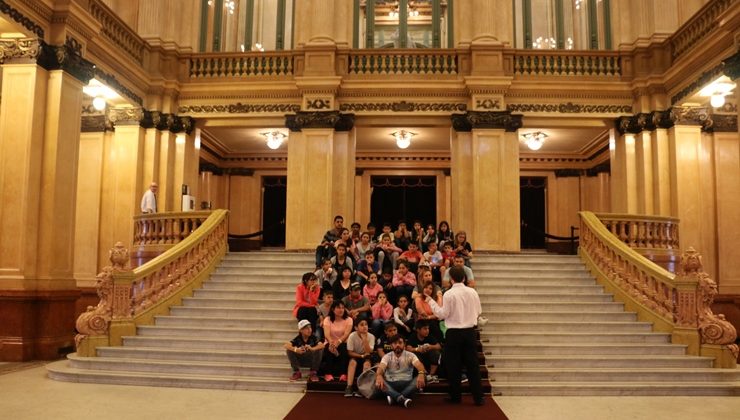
[406,320,442,384]
[375,334,427,408]
[285,319,324,382]
[341,282,371,322]
[315,215,344,268]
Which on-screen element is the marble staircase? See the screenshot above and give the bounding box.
[476,253,740,396]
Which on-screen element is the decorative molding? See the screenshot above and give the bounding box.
[0,0,45,38]
[703,114,738,133]
[722,51,740,81]
[616,107,712,135]
[355,156,451,163]
[713,102,737,114]
[338,101,467,113]
[554,169,583,178]
[37,39,95,83]
[507,102,633,114]
[615,115,643,135]
[170,116,196,135]
[473,96,502,111]
[651,110,674,130]
[285,111,355,132]
[178,103,301,114]
[94,68,144,106]
[451,111,523,132]
[670,106,710,126]
[107,107,144,125]
[199,163,254,177]
[304,96,333,110]
[586,162,610,177]
[0,37,40,63]
[81,115,113,132]
[670,63,724,105]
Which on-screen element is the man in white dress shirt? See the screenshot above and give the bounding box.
[140,182,158,213]
[425,265,485,406]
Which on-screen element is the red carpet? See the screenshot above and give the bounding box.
[283,392,509,420]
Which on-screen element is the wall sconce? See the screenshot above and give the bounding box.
[700,79,735,108]
[391,130,415,149]
[521,132,548,151]
[262,131,286,149]
[92,96,106,111]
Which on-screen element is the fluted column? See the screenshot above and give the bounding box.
[450,111,522,251]
[284,111,355,250]
[0,38,93,360]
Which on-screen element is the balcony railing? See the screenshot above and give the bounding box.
[594,213,679,250]
[187,51,295,78]
[88,0,146,65]
[669,0,734,60]
[347,49,458,75]
[513,51,622,77]
[133,211,211,247]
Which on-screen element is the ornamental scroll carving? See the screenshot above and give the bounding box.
[679,248,739,358]
[0,38,40,63]
[74,243,130,347]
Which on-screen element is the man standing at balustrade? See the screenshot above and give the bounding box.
[140,182,158,214]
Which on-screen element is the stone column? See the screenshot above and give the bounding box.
[0,38,93,360]
[454,0,513,46]
[141,110,162,200]
[635,130,654,215]
[158,117,177,212]
[450,111,522,251]
[650,111,673,216]
[171,117,197,210]
[284,111,355,250]
[612,117,639,214]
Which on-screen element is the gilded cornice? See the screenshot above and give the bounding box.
[508,103,633,114]
[107,107,145,125]
[0,37,40,63]
[285,111,355,132]
[339,101,467,113]
[0,0,45,38]
[178,103,301,114]
[451,111,523,132]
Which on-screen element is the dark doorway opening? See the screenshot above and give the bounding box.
[262,176,286,247]
[370,176,437,230]
[520,177,547,249]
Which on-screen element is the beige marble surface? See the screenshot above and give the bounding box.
[1,364,739,420]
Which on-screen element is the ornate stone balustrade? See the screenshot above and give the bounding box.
[187,51,295,78]
[75,209,229,356]
[347,49,458,75]
[88,0,146,65]
[669,0,733,60]
[513,51,622,77]
[579,211,737,368]
[594,213,679,250]
[133,211,211,247]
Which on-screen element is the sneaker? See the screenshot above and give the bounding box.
[323,374,334,382]
[403,398,412,408]
[290,371,301,381]
[461,373,468,383]
[339,374,347,382]
[426,374,439,384]
[308,371,319,382]
[386,395,393,406]
[353,391,364,398]
[344,386,353,397]
[477,316,489,326]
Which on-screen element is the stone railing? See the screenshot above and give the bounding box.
[513,50,622,77]
[133,211,211,247]
[669,0,734,60]
[187,51,295,78]
[88,0,146,65]
[347,49,458,75]
[594,213,679,250]
[75,209,229,356]
[579,211,737,368]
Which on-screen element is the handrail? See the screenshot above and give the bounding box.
[186,51,296,78]
[75,209,229,356]
[133,211,211,246]
[594,212,680,251]
[347,48,459,75]
[88,0,146,65]
[513,50,622,77]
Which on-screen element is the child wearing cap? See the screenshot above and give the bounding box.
[284,319,324,382]
[341,282,371,322]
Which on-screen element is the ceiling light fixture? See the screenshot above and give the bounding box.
[392,130,415,149]
[521,132,548,151]
[262,131,286,150]
[92,96,106,111]
[699,79,735,109]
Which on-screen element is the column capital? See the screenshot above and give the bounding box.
[81,115,113,133]
[451,111,523,132]
[170,116,196,135]
[669,106,710,127]
[108,107,145,126]
[285,111,355,132]
[0,38,41,63]
[37,39,95,84]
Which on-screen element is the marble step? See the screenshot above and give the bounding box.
[202,280,298,290]
[475,277,598,286]
[491,368,740,383]
[182,297,293,308]
[489,355,715,368]
[137,325,294,340]
[485,321,652,333]
[194,289,297,300]
[223,252,314,262]
[154,315,294,329]
[484,311,637,322]
[484,302,624,312]
[490,381,739,396]
[122,335,294,351]
[101,343,290,360]
[212,268,310,276]
[473,270,593,278]
[170,306,294,317]
[485,343,687,356]
[480,332,671,344]
[474,255,581,263]
[219,260,314,268]
[478,285,604,294]
[67,354,295,379]
[46,359,304,392]
[482,293,614,303]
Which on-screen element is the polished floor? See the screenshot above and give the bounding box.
[1,362,738,420]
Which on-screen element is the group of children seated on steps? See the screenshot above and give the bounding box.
[289,217,484,397]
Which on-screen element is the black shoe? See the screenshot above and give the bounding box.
[444,397,461,404]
